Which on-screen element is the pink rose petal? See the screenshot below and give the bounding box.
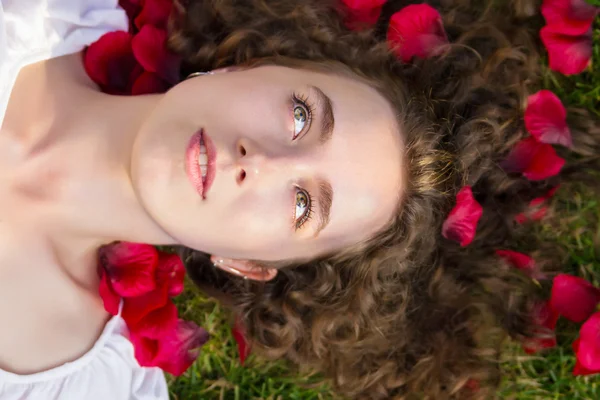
[129,331,160,367]
[523,300,559,354]
[525,90,572,147]
[525,146,565,181]
[502,137,565,181]
[100,242,159,297]
[573,337,600,376]
[232,317,251,365]
[495,250,545,280]
[129,301,179,339]
[550,274,600,323]
[154,320,210,376]
[341,0,387,30]
[98,269,121,315]
[155,253,186,297]
[577,313,600,371]
[122,284,170,326]
[541,25,593,75]
[442,186,483,247]
[387,4,448,62]
[516,186,560,223]
[541,0,598,35]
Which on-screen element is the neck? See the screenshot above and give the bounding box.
[1,53,176,259]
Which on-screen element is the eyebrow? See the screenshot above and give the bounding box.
[314,178,333,237]
[310,86,335,145]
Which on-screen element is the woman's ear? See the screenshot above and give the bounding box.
[210,255,278,281]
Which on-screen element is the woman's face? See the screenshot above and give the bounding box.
[131,66,404,261]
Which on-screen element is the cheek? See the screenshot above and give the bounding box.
[185,79,290,144]
[230,189,292,239]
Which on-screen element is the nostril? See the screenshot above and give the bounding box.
[238,144,247,157]
[236,169,246,185]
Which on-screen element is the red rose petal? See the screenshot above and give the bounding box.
[122,284,170,326]
[525,90,572,147]
[342,0,386,7]
[573,360,597,376]
[495,250,545,280]
[132,25,181,84]
[541,25,593,75]
[98,269,121,315]
[465,379,480,392]
[547,185,561,198]
[515,186,560,223]
[155,253,186,297]
[525,143,565,181]
[550,274,600,323]
[100,242,159,297]
[530,205,549,221]
[523,300,558,354]
[341,0,387,30]
[131,71,170,95]
[502,137,565,181]
[101,242,159,270]
[232,317,251,365]
[119,0,142,31]
[387,4,448,62]
[573,337,600,376]
[129,331,160,367]
[541,0,598,35]
[577,313,600,371]
[128,64,145,92]
[517,201,549,223]
[502,137,540,174]
[84,31,139,94]
[129,301,179,339]
[135,0,173,30]
[442,186,483,247]
[154,320,210,376]
[514,213,528,224]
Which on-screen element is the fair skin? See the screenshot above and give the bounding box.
[0,53,402,373]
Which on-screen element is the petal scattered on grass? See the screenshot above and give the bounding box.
[387,4,448,62]
[442,186,483,247]
[550,274,600,323]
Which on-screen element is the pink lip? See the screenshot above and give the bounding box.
[185,129,217,199]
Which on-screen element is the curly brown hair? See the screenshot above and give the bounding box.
[168,0,600,398]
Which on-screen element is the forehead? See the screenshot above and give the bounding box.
[256,65,405,247]
[321,75,403,246]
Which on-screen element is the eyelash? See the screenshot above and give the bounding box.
[290,92,315,230]
[295,188,314,231]
[291,93,315,140]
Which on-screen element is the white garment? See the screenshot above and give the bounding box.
[0,314,169,400]
[0,0,127,126]
[0,1,169,398]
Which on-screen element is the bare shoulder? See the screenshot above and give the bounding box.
[0,228,109,375]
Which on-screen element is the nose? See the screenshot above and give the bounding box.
[234,139,293,186]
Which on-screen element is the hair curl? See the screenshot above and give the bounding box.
[168,0,600,398]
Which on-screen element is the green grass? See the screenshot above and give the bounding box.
[169,290,338,400]
[542,27,600,117]
[499,186,600,400]
[168,19,600,400]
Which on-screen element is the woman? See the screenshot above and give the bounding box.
[175,0,599,398]
[0,0,597,399]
